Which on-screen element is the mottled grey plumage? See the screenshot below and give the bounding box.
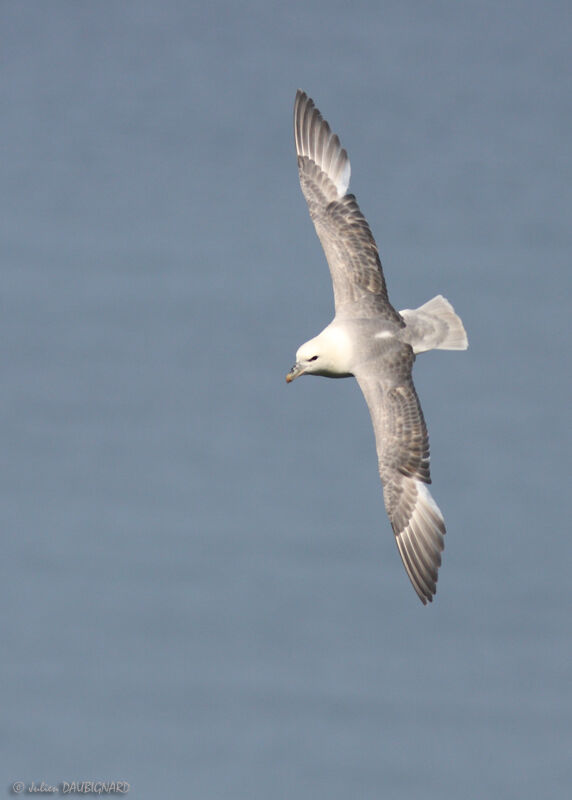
[288,91,467,604]
[295,91,402,321]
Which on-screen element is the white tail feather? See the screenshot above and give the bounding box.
[399,295,468,354]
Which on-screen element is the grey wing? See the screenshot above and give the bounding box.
[294,90,402,322]
[354,354,446,604]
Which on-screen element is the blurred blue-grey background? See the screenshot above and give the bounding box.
[2,1,571,797]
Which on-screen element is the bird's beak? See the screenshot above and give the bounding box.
[285,362,304,383]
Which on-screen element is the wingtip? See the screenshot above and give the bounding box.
[294,89,311,114]
[294,91,351,198]
[393,482,446,605]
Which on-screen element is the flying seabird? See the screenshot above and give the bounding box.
[286,90,468,604]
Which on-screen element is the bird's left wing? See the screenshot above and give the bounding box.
[354,354,446,604]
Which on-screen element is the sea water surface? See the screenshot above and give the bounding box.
[2,2,571,798]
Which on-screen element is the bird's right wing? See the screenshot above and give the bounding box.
[294,90,402,322]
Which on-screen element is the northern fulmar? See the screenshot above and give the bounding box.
[286,90,468,604]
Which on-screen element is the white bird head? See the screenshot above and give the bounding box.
[286,325,353,382]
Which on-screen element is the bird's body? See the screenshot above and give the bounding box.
[287,91,468,604]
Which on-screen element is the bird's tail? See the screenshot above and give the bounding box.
[399,295,468,354]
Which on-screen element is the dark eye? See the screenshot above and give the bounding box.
[309,355,318,362]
